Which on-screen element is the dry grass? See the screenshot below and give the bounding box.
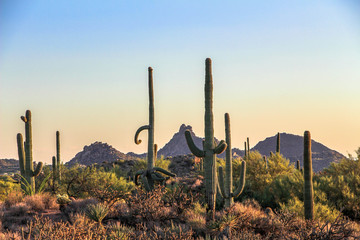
[3,191,23,209]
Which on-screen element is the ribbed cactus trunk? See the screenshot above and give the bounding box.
[247,137,250,156]
[217,113,246,208]
[304,131,314,220]
[56,131,61,183]
[276,132,280,153]
[244,142,247,158]
[17,110,43,193]
[224,113,233,207]
[184,58,227,220]
[52,156,57,191]
[148,67,155,170]
[204,58,217,219]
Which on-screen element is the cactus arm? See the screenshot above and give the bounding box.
[151,172,165,181]
[233,161,246,198]
[217,166,228,198]
[17,133,26,176]
[134,170,145,185]
[153,167,176,177]
[140,175,151,192]
[185,130,205,158]
[213,140,227,154]
[134,125,150,144]
[184,130,205,157]
[32,162,43,177]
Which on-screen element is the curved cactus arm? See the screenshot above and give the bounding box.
[213,140,227,154]
[153,167,176,177]
[151,172,165,181]
[134,170,145,185]
[185,130,205,157]
[140,175,151,192]
[134,125,150,144]
[32,162,43,177]
[217,166,228,198]
[232,161,246,198]
[17,133,26,175]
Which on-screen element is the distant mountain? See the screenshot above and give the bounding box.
[0,159,19,175]
[66,142,135,167]
[252,133,345,172]
[157,124,203,157]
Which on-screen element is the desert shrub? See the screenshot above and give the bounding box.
[280,197,340,222]
[84,203,109,224]
[126,186,174,222]
[0,176,20,201]
[316,156,360,220]
[164,183,199,214]
[85,171,134,207]
[3,191,23,209]
[23,195,45,212]
[107,222,133,240]
[6,202,30,216]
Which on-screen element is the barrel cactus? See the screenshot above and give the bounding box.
[134,67,175,191]
[217,113,246,208]
[185,58,227,220]
[16,110,43,193]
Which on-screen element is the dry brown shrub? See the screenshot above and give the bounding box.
[23,195,45,212]
[40,193,58,209]
[7,202,30,216]
[0,231,21,240]
[3,191,23,209]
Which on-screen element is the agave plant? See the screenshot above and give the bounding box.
[16,172,51,196]
[85,203,109,225]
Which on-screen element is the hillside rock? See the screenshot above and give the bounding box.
[0,159,19,175]
[157,124,203,157]
[66,142,134,167]
[253,133,345,172]
[168,154,198,177]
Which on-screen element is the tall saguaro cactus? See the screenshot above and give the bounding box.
[134,67,175,191]
[276,132,280,153]
[217,113,246,208]
[304,131,314,220]
[52,131,61,190]
[185,58,227,220]
[16,110,43,192]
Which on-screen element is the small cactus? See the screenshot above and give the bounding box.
[185,58,227,220]
[276,132,280,153]
[134,67,175,191]
[16,110,43,193]
[303,131,314,220]
[247,137,250,156]
[296,160,300,171]
[217,113,246,208]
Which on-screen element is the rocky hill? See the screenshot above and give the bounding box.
[66,142,135,167]
[0,159,19,175]
[157,124,203,157]
[252,133,345,172]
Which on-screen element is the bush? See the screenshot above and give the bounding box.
[3,191,23,209]
[84,203,109,224]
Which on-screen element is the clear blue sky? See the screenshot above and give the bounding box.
[1,0,360,163]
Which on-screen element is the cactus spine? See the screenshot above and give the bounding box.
[304,131,314,220]
[134,67,175,191]
[276,132,280,153]
[185,58,227,220]
[16,110,43,192]
[217,113,246,208]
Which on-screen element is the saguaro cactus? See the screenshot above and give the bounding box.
[52,131,61,189]
[16,110,43,192]
[304,130,314,220]
[185,58,227,220]
[134,67,175,191]
[247,137,250,156]
[217,113,246,208]
[276,132,280,153]
[296,160,300,171]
